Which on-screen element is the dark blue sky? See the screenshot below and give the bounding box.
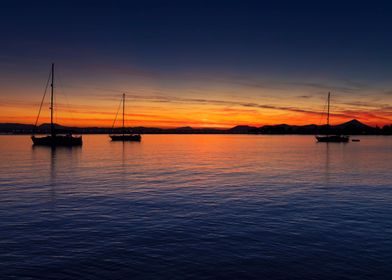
[1,1,392,126]
[2,1,392,79]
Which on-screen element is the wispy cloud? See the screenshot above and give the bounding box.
[0,91,372,120]
[199,74,372,94]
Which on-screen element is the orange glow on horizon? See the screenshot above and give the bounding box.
[1,82,391,128]
[2,104,390,128]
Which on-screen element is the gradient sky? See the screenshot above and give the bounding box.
[1,1,392,128]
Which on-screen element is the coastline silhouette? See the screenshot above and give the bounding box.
[2,119,391,135]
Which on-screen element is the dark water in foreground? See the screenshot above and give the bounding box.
[0,135,391,279]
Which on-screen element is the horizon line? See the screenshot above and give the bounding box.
[2,118,390,130]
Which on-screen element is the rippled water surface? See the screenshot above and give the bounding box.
[1,135,391,279]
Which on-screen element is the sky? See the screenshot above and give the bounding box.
[1,0,392,128]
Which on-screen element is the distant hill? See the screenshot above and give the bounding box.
[227,125,258,134]
[0,119,391,135]
[256,119,383,135]
[335,119,371,129]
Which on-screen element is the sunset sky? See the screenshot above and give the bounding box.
[1,1,392,128]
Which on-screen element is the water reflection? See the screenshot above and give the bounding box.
[120,141,127,185]
[108,138,142,185]
[1,135,391,280]
[324,143,330,184]
[32,145,82,193]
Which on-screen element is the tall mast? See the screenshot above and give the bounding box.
[122,93,125,136]
[326,92,330,136]
[50,63,55,137]
[327,92,330,127]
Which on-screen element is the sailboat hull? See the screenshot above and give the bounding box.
[32,135,83,146]
[316,135,349,143]
[110,134,141,142]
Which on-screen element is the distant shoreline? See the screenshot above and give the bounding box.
[1,119,391,135]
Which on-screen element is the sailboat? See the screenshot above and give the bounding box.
[315,92,349,143]
[109,93,141,142]
[31,63,82,146]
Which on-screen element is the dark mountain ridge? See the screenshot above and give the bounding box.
[0,119,391,135]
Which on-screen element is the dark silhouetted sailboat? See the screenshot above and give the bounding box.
[31,63,82,146]
[316,92,349,143]
[109,93,141,142]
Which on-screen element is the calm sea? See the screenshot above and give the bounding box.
[0,135,391,279]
